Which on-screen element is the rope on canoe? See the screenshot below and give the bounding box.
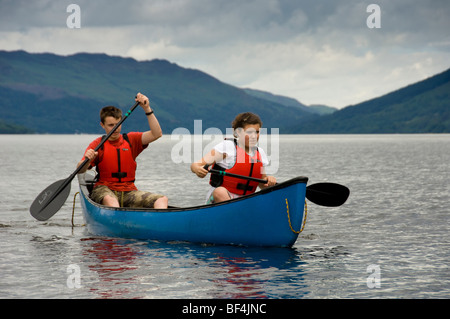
[285,198,307,234]
[72,192,80,227]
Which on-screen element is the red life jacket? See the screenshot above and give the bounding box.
[96,134,136,183]
[209,139,263,195]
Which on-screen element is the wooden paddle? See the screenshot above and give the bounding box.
[206,166,350,207]
[30,101,140,221]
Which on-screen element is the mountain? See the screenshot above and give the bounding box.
[291,68,450,133]
[243,88,336,115]
[307,104,337,115]
[0,119,34,134]
[1,50,448,134]
[0,50,317,134]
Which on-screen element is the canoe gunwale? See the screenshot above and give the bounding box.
[77,174,308,247]
[77,174,308,213]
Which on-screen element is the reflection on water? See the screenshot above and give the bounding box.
[81,238,141,298]
[75,237,310,299]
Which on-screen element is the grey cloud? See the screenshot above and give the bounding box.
[1,0,449,108]
[2,0,449,47]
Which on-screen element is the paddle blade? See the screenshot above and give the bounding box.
[306,182,350,207]
[30,179,71,221]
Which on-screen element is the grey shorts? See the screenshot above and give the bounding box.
[91,185,165,208]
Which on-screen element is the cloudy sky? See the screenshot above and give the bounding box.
[1,0,449,108]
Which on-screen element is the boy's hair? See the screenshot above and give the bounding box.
[100,106,122,123]
[231,112,262,131]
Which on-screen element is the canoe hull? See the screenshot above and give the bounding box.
[78,176,308,247]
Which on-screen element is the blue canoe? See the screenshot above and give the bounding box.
[77,175,309,247]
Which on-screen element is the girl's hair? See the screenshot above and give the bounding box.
[100,106,122,123]
[231,112,262,131]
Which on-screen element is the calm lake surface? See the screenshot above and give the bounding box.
[1,134,449,299]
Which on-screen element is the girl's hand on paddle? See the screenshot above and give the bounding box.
[263,176,277,187]
[191,162,209,178]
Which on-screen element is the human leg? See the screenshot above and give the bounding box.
[123,190,168,209]
[90,185,120,207]
[212,187,232,203]
[102,195,120,207]
[154,196,168,209]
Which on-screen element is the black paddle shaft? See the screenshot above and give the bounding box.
[206,166,349,207]
[208,167,268,184]
[30,101,140,221]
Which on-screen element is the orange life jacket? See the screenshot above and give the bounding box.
[209,139,263,195]
[96,134,136,183]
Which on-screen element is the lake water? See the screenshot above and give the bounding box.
[0,134,449,300]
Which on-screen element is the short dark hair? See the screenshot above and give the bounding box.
[231,112,262,130]
[100,106,122,123]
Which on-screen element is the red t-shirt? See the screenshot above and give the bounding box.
[83,132,147,191]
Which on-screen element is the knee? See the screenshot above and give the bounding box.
[212,187,231,203]
[102,195,120,207]
[154,196,168,209]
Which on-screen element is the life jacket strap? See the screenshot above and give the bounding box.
[236,183,256,192]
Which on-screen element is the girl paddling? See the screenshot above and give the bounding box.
[191,112,276,204]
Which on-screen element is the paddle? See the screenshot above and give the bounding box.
[30,101,140,221]
[206,166,349,207]
[304,182,350,207]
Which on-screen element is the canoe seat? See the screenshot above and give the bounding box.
[78,172,98,195]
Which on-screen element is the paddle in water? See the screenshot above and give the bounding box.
[30,101,140,221]
[206,166,349,207]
